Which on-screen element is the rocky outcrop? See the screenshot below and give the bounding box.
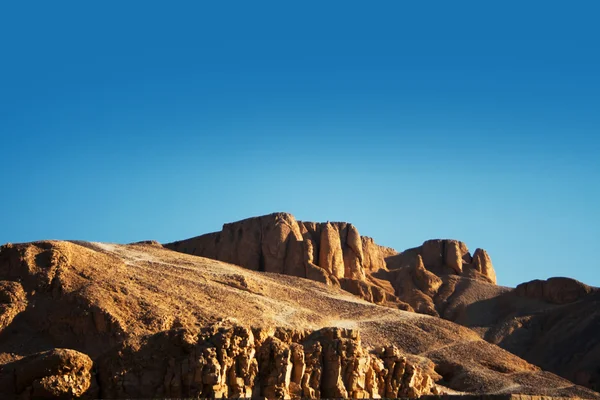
[165,213,397,305]
[412,255,443,297]
[472,248,497,284]
[515,277,594,304]
[166,215,500,312]
[317,222,345,279]
[380,239,498,316]
[361,236,397,272]
[391,239,497,284]
[388,255,442,316]
[97,325,438,399]
[0,348,93,399]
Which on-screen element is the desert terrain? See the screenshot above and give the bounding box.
[0,212,597,398]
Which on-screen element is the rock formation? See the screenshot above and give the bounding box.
[472,248,496,284]
[0,348,93,399]
[162,213,600,393]
[0,239,597,398]
[376,239,499,316]
[407,239,496,284]
[97,325,438,399]
[166,214,499,313]
[165,213,405,307]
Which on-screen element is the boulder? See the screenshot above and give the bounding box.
[0,348,93,399]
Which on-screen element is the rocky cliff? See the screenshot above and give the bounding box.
[165,213,497,313]
[163,213,600,393]
[97,325,437,399]
[385,239,497,284]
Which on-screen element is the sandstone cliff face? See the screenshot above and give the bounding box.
[371,239,498,317]
[472,248,496,284]
[166,215,498,313]
[395,239,497,285]
[97,325,438,399]
[166,213,400,306]
[361,236,397,272]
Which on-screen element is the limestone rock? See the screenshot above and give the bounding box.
[166,213,304,276]
[393,268,438,316]
[341,224,365,280]
[411,255,443,297]
[165,215,506,318]
[318,223,345,279]
[472,248,497,284]
[166,214,391,305]
[421,239,470,275]
[298,222,321,266]
[0,348,93,399]
[97,325,435,399]
[165,215,501,313]
[261,213,304,275]
[1,239,599,397]
[361,236,396,272]
[306,262,332,285]
[422,240,444,269]
[445,240,464,274]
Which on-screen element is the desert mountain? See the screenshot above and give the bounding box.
[437,275,600,391]
[166,212,600,394]
[165,213,496,315]
[0,239,597,398]
[0,212,597,398]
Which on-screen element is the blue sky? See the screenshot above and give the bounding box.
[1,2,599,287]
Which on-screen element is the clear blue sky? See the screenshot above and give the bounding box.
[1,2,599,287]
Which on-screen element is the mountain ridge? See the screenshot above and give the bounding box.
[0,213,598,398]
